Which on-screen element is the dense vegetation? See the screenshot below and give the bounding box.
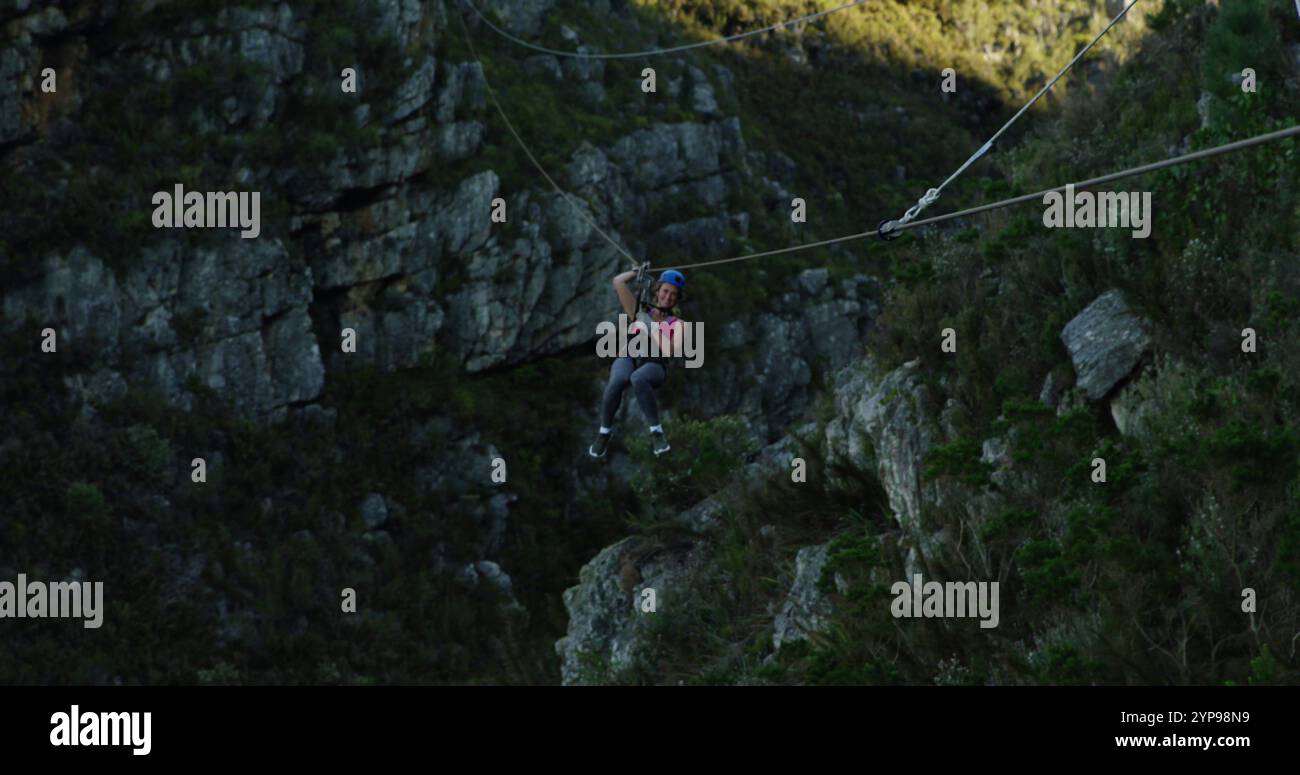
[624,0,1300,684]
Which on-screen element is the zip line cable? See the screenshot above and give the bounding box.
[460,0,868,60]
[881,0,1142,235]
[453,1,641,267]
[648,124,1300,271]
[456,0,1296,278]
[889,124,1300,233]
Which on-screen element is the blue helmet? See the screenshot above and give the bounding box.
[658,270,685,289]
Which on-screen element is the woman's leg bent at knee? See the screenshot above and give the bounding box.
[629,362,666,428]
[600,357,635,428]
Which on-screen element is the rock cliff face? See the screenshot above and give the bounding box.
[825,357,938,533]
[1060,289,1151,402]
[555,428,808,684]
[3,1,872,435]
[1,0,883,682]
[557,287,1159,681]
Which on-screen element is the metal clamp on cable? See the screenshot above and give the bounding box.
[903,187,941,223]
[634,261,652,312]
[881,188,940,241]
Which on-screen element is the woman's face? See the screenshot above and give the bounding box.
[655,282,679,309]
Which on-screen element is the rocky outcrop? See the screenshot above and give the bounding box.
[688,65,720,117]
[564,118,747,236]
[1109,357,1193,439]
[554,534,705,685]
[457,559,527,622]
[1061,289,1152,401]
[559,344,1011,678]
[556,425,816,683]
[473,0,559,38]
[771,542,836,651]
[3,241,325,421]
[652,267,879,444]
[2,4,76,146]
[159,4,307,131]
[359,493,390,529]
[825,357,939,532]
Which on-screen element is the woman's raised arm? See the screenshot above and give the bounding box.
[612,270,639,319]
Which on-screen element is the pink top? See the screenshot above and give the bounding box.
[652,316,679,357]
[631,312,681,355]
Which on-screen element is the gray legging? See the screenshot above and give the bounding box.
[601,357,666,428]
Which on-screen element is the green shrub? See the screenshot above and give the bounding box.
[628,414,755,516]
[923,436,993,488]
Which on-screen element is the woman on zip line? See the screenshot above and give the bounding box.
[589,268,687,459]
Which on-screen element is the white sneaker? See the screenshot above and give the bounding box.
[651,430,670,456]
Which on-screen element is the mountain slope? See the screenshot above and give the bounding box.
[560,0,1300,685]
[2,0,1181,684]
